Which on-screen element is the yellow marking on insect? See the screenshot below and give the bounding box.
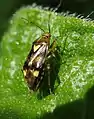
[33,45,41,52]
[33,70,39,77]
[30,69,39,77]
[23,70,27,76]
[28,60,33,66]
[28,56,41,66]
[28,44,46,66]
[34,56,41,62]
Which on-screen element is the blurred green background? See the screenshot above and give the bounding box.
[0,0,94,119]
[0,0,94,42]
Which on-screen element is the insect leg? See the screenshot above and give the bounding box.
[48,40,61,90]
[47,63,52,93]
[47,39,57,58]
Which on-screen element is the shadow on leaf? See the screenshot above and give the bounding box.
[37,45,62,99]
[41,85,94,119]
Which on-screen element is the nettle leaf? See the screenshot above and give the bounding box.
[0,5,94,119]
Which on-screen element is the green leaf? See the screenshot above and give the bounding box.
[1,6,94,119]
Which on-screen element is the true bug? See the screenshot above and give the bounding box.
[22,0,62,93]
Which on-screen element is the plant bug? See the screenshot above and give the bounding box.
[22,0,62,95]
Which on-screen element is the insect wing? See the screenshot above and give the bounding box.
[23,39,49,90]
[28,43,48,68]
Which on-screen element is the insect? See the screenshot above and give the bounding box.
[22,0,62,92]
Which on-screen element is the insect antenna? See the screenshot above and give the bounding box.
[21,17,45,33]
[48,13,51,34]
[47,0,62,33]
[53,0,62,12]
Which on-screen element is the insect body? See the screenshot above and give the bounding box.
[23,32,53,91]
[22,0,62,92]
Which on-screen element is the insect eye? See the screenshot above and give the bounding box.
[45,34,51,39]
[46,36,49,38]
[43,36,48,39]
